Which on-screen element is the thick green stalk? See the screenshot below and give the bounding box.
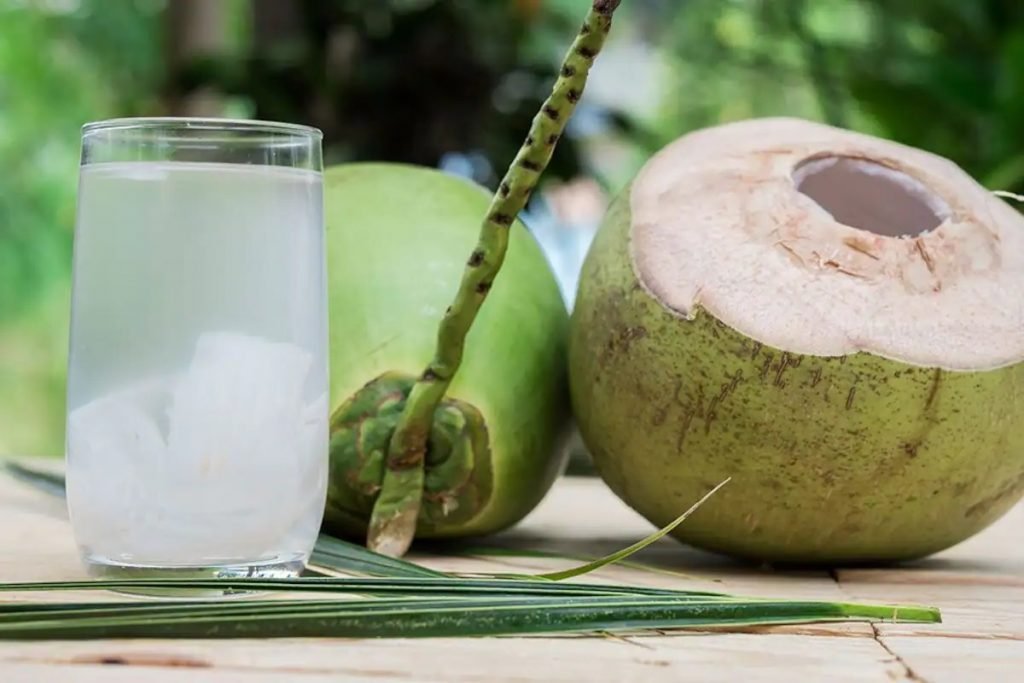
[368,0,624,556]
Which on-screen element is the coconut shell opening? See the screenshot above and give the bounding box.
[794,156,948,238]
[630,118,1024,370]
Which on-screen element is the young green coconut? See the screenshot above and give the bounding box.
[322,164,570,544]
[570,117,1024,563]
[325,0,623,556]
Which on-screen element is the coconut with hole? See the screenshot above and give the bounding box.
[570,117,1024,563]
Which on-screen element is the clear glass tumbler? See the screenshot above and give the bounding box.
[66,118,328,581]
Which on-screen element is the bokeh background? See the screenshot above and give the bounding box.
[2,0,1023,456]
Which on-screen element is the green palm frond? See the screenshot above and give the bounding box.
[0,462,941,641]
[0,578,940,640]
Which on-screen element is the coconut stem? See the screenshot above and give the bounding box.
[368,0,623,557]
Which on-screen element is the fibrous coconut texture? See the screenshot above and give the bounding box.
[570,117,1024,563]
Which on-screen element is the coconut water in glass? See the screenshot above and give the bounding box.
[66,118,328,581]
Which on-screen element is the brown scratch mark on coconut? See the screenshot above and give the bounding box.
[835,264,869,278]
[953,479,975,497]
[772,353,802,388]
[753,147,800,158]
[915,239,936,274]
[773,353,786,387]
[759,353,774,381]
[750,342,763,360]
[925,368,942,411]
[819,469,837,487]
[676,382,701,452]
[845,386,856,410]
[652,376,682,427]
[843,236,880,260]
[819,254,868,279]
[623,325,648,349]
[594,288,633,366]
[705,371,744,435]
[673,374,688,408]
[694,383,706,415]
[902,442,919,459]
[728,370,743,395]
[776,241,806,266]
[676,410,695,453]
[703,409,717,435]
[964,470,1024,519]
[809,367,823,388]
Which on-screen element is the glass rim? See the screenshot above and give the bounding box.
[82,117,323,139]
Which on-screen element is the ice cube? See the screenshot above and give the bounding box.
[156,332,316,558]
[165,331,312,479]
[68,334,323,565]
[66,378,172,558]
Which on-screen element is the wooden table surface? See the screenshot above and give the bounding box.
[0,458,1021,682]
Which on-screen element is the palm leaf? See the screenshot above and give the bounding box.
[0,464,942,640]
[447,546,703,583]
[310,534,447,578]
[0,576,716,599]
[452,480,727,583]
[1,461,66,498]
[536,479,729,581]
[0,586,940,640]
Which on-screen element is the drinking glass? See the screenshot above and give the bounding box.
[66,118,328,581]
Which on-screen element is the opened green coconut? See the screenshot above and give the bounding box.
[570,117,1024,563]
[321,163,570,540]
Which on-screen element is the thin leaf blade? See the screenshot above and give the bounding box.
[1,461,66,498]
[0,576,715,599]
[537,479,730,581]
[311,534,446,578]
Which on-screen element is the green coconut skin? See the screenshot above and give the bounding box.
[323,163,570,540]
[569,187,1024,563]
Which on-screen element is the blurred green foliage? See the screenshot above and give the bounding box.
[177,0,597,184]
[0,0,163,456]
[2,0,1024,456]
[642,0,1024,189]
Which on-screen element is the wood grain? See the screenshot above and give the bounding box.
[1,458,1020,681]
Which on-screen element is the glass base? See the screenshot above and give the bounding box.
[83,554,306,598]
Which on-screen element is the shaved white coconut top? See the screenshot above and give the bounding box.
[631,117,1024,370]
